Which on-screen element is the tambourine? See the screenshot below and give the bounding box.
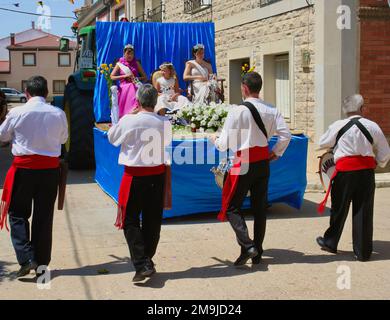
[318,151,335,191]
[210,157,251,196]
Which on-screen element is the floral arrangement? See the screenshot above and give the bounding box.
[177,102,231,132]
[241,63,256,77]
[98,63,114,108]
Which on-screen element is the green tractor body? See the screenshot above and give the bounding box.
[55,26,97,169]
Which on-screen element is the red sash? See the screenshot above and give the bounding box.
[115,164,166,230]
[0,155,60,231]
[218,146,269,222]
[317,156,376,214]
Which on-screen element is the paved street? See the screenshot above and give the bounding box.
[0,145,390,300]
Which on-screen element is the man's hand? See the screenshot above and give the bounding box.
[208,134,218,145]
[269,151,280,162]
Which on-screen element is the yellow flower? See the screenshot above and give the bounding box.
[241,66,245,71]
[101,63,108,68]
[109,64,113,68]
[100,70,104,74]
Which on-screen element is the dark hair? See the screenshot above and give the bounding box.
[25,76,48,97]
[241,72,263,94]
[192,47,204,58]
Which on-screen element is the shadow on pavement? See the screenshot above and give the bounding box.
[0,260,17,283]
[43,240,390,288]
[162,199,329,226]
[50,255,133,280]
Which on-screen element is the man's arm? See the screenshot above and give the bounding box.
[0,113,14,142]
[213,110,236,152]
[373,125,390,168]
[60,112,69,145]
[270,111,291,158]
[107,119,126,147]
[318,124,337,150]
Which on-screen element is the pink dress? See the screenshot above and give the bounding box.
[117,57,139,118]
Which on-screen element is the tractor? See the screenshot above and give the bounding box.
[55,26,96,169]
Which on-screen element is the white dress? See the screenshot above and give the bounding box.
[189,60,219,104]
[156,77,189,113]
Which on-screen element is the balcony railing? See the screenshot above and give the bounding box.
[259,0,283,7]
[147,2,165,22]
[131,13,146,22]
[184,0,212,14]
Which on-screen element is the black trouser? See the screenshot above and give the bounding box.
[323,169,375,261]
[123,173,165,272]
[226,160,270,256]
[8,168,59,267]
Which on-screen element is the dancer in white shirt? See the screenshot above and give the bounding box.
[316,94,390,261]
[108,84,172,282]
[0,76,68,277]
[209,72,291,266]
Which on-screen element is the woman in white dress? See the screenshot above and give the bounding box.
[154,62,190,115]
[183,44,220,104]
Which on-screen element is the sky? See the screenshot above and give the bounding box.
[0,0,84,39]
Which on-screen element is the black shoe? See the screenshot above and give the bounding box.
[132,272,146,282]
[316,237,337,254]
[252,255,262,265]
[141,264,156,277]
[16,260,38,278]
[132,264,156,282]
[234,247,258,266]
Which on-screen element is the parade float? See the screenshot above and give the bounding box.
[60,21,308,218]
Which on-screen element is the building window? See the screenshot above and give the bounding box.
[23,53,36,66]
[0,81,6,88]
[21,80,29,91]
[115,6,126,21]
[275,54,290,120]
[58,53,71,67]
[184,0,212,14]
[53,80,66,94]
[259,0,283,7]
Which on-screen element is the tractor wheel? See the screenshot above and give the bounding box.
[63,81,95,170]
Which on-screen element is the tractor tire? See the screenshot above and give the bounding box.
[64,81,95,170]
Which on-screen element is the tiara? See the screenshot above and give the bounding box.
[193,43,205,50]
[124,44,134,50]
[159,62,174,69]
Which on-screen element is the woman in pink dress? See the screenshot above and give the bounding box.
[110,44,147,118]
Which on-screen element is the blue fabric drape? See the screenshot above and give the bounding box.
[94,22,216,122]
[94,128,308,219]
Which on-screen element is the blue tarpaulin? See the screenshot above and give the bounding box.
[94,22,216,123]
[94,127,308,219]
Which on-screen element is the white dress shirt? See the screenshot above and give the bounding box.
[0,96,68,157]
[319,115,390,168]
[108,111,172,167]
[215,98,291,156]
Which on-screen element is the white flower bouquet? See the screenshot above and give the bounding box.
[177,102,231,132]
